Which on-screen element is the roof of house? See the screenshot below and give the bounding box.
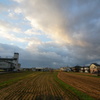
[91,63,100,66]
[82,66,89,68]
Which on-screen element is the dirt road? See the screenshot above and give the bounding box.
[58,72,100,100]
[0,72,78,100]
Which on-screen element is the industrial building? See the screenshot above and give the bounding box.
[0,53,21,71]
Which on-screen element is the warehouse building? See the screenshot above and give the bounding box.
[0,53,21,71]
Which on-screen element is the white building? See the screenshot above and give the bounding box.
[0,53,21,71]
[32,67,45,71]
[60,67,71,72]
[80,66,89,73]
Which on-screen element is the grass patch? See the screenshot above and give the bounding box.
[0,71,35,89]
[92,75,100,78]
[0,69,5,71]
[54,72,95,100]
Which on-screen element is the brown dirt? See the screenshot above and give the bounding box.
[0,72,79,100]
[58,72,100,100]
[0,72,33,83]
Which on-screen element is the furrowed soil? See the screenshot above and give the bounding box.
[0,72,79,100]
[0,72,34,83]
[58,72,100,100]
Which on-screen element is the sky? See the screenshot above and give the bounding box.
[0,0,100,68]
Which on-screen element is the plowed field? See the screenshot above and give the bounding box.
[58,72,100,100]
[0,72,79,100]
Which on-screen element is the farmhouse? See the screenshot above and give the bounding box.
[90,63,100,74]
[0,53,21,71]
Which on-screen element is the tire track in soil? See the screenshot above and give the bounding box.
[0,72,79,100]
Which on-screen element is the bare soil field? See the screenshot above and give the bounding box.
[0,72,79,100]
[0,72,34,83]
[58,72,100,100]
[70,72,100,77]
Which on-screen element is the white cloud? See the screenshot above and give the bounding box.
[0,3,8,13]
[14,7,22,14]
[8,12,14,18]
[25,28,41,36]
[14,0,86,46]
[13,0,23,3]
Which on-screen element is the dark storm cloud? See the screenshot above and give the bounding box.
[0,43,67,68]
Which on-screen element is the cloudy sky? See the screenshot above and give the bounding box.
[0,0,100,68]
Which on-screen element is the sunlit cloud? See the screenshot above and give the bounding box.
[0,0,100,67]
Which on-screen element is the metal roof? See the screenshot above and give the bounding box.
[0,58,17,61]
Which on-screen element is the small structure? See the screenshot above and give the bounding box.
[32,67,44,71]
[32,67,54,72]
[90,63,100,74]
[22,68,32,71]
[0,53,21,71]
[35,67,44,71]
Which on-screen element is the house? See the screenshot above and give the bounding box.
[70,67,76,72]
[0,53,21,71]
[32,67,53,72]
[84,66,90,73]
[74,65,81,72]
[90,63,100,74]
[80,67,84,72]
[60,67,67,72]
[80,66,89,73]
[60,67,71,72]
